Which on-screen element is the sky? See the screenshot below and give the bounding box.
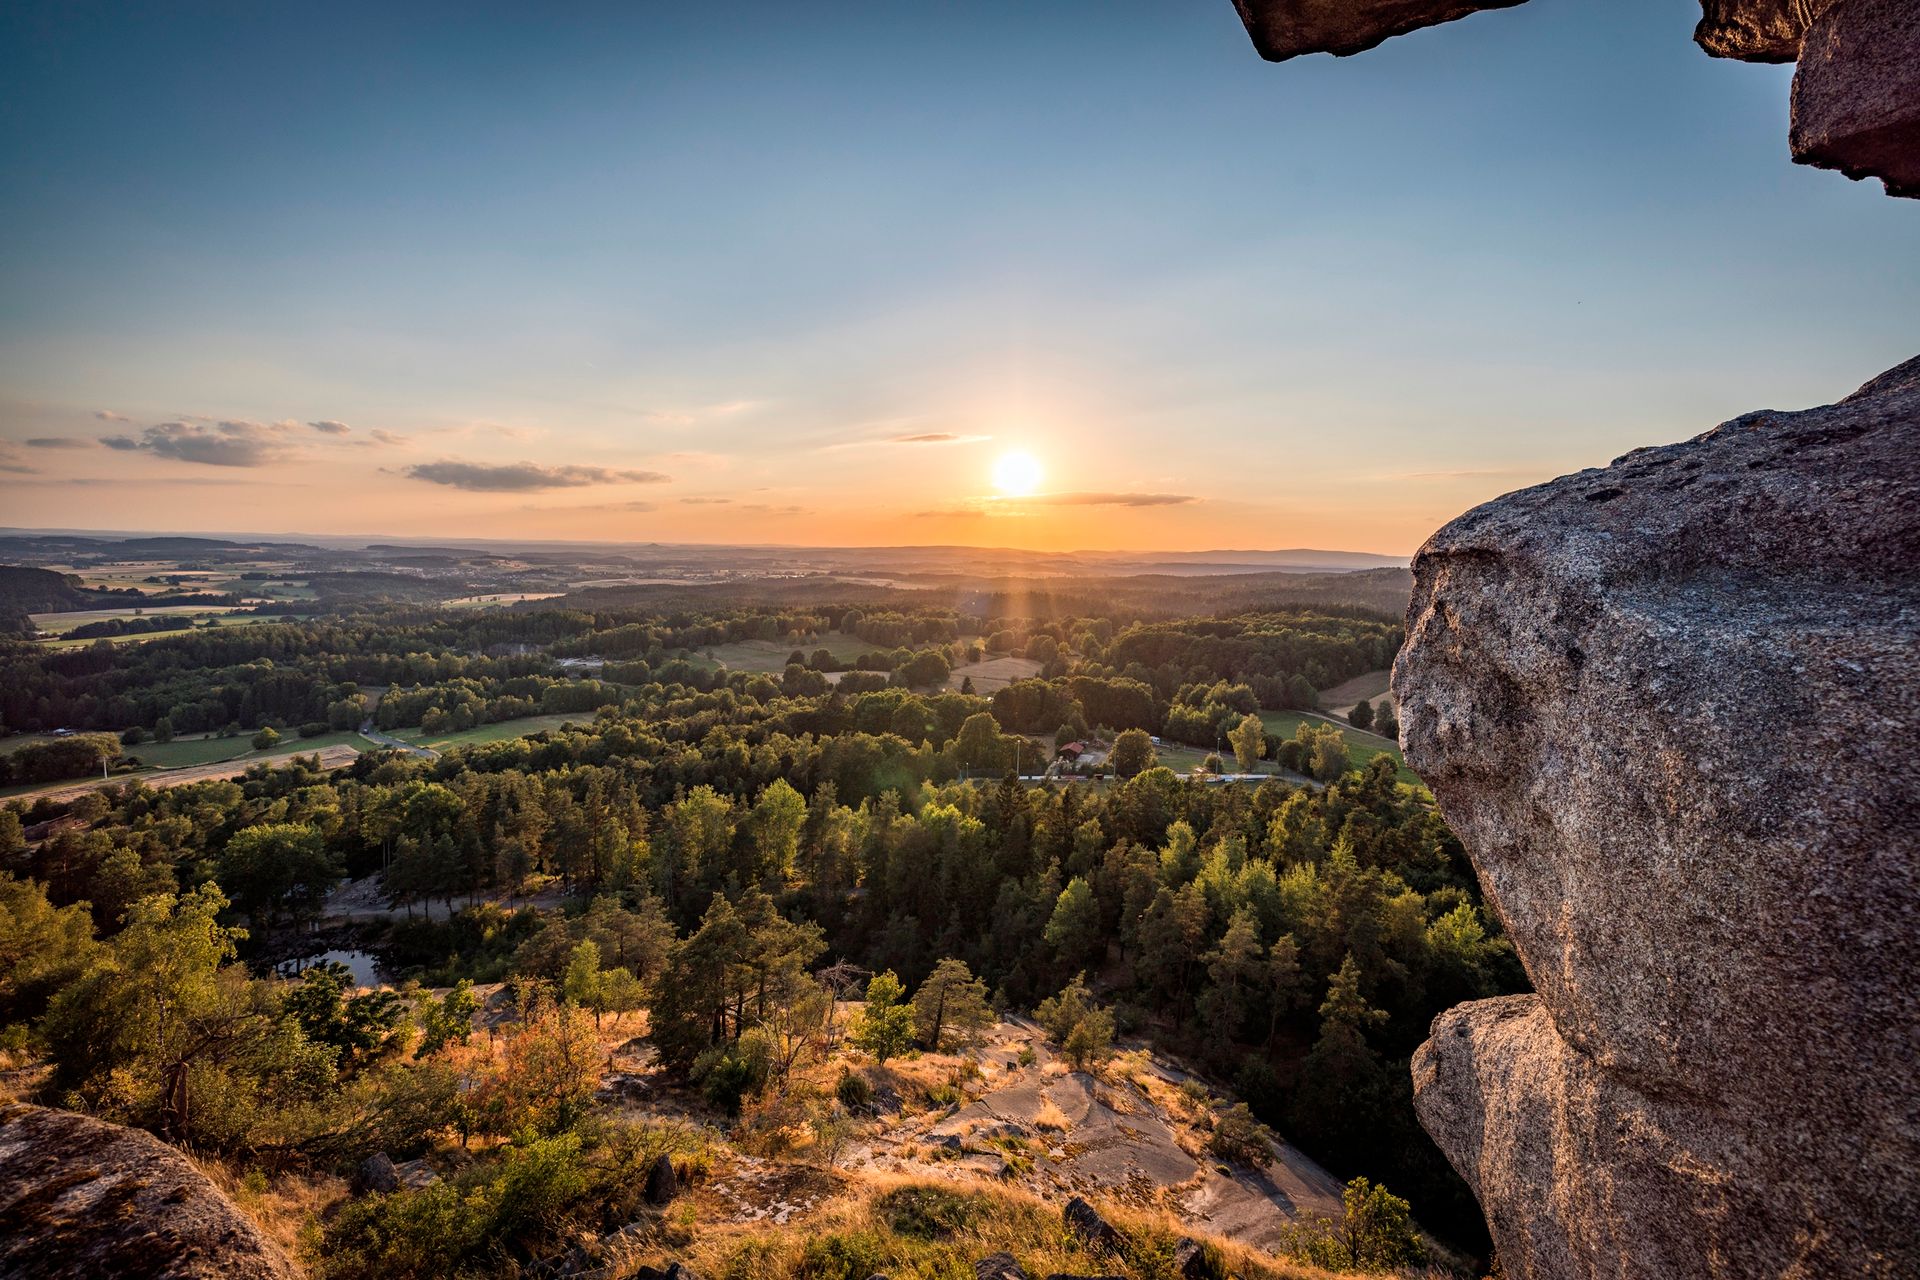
[0,0,1914,555]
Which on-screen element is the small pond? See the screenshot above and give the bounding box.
[276,948,388,987]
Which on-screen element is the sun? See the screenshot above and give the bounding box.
[992,450,1044,497]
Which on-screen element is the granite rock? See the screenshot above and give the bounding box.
[1229,0,1528,61]
[0,1102,298,1280]
[1396,354,1920,1278]
[1790,0,1920,197]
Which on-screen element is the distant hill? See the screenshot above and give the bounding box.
[0,565,95,635]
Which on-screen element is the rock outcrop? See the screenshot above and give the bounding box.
[0,1102,298,1280]
[1693,0,1831,61]
[1228,0,1526,61]
[1395,355,1920,1278]
[1225,0,1920,198]
[1789,0,1920,197]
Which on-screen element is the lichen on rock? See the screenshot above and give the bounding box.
[0,1102,297,1280]
[1395,354,1920,1278]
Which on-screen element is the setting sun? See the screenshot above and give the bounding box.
[992,450,1044,497]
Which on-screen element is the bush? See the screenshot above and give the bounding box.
[298,721,329,738]
[835,1069,874,1112]
[879,1185,983,1239]
[1207,1103,1275,1168]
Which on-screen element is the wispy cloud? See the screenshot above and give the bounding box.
[100,419,296,467]
[25,437,91,449]
[741,502,809,516]
[679,496,732,505]
[94,410,131,423]
[308,419,352,436]
[402,460,672,492]
[914,507,989,519]
[891,432,991,445]
[1010,491,1198,508]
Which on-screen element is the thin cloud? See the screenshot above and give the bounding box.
[402,460,672,492]
[309,419,352,435]
[915,507,989,519]
[99,419,295,467]
[679,496,732,505]
[94,410,131,423]
[890,432,991,445]
[25,437,91,449]
[1012,491,1198,508]
[740,502,809,516]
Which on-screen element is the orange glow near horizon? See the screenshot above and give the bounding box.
[991,450,1044,497]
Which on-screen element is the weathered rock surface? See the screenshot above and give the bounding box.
[1063,1196,1123,1253]
[645,1151,678,1205]
[0,1101,298,1280]
[974,1252,1029,1280]
[1396,354,1920,1279]
[1693,0,1832,61]
[1790,0,1920,197]
[1229,0,1528,61]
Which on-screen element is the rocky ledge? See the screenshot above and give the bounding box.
[0,1102,297,1280]
[1394,354,1920,1278]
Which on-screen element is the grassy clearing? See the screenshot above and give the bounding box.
[1316,668,1393,711]
[126,731,363,770]
[702,633,881,673]
[945,656,1042,693]
[1260,711,1417,785]
[394,713,587,752]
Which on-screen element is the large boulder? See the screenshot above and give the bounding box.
[1228,0,1528,61]
[1790,0,1920,197]
[0,1102,299,1280]
[1693,0,1832,61]
[1396,354,1920,1279]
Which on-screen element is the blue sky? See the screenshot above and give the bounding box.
[0,0,1913,551]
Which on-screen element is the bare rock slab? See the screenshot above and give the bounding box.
[1396,354,1920,1279]
[0,1102,298,1280]
[1791,0,1920,197]
[1229,0,1528,61]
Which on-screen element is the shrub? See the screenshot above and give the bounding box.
[879,1185,983,1239]
[835,1069,874,1112]
[1206,1103,1274,1168]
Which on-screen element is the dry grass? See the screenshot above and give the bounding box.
[1031,1098,1070,1132]
[623,1173,1359,1280]
[190,1154,348,1262]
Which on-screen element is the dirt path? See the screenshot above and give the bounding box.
[320,872,569,923]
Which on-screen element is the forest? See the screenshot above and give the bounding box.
[0,591,1519,1276]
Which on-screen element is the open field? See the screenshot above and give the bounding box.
[1260,709,1418,784]
[126,730,364,770]
[32,612,281,650]
[393,712,588,752]
[1316,668,1395,718]
[702,632,881,672]
[30,603,247,630]
[946,655,1042,692]
[1,743,360,803]
[443,591,566,608]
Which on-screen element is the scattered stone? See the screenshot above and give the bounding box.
[1171,1237,1218,1280]
[1398,353,1920,1279]
[1790,0,1920,197]
[645,1153,678,1206]
[975,1252,1029,1280]
[0,1101,299,1279]
[391,1158,440,1191]
[634,1264,700,1280]
[355,1151,401,1194]
[1063,1197,1123,1253]
[1229,0,1528,61]
[935,1133,964,1152]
